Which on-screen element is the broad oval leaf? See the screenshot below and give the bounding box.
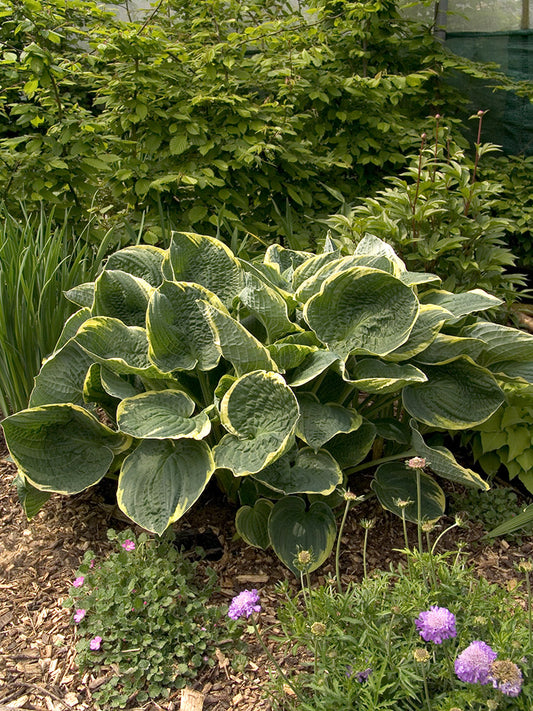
[93,270,154,328]
[304,267,419,357]
[462,321,533,366]
[214,371,299,475]
[420,289,503,319]
[324,421,376,469]
[55,308,92,351]
[291,250,342,291]
[414,334,486,365]
[268,342,317,372]
[288,350,341,387]
[117,438,215,535]
[403,358,505,429]
[239,271,301,343]
[371,462,445,524]
[100,366,142,400]
[296,393,362,449]
[338,358,427,394]
[2,404,130,494]
[29,341,94,408]
[268,496,336,575]
[385,305,451,362]
[14,472,51,520]
[64,282,95,309]
[235,499,274,549]
[253,447,343,495]
[105,245,165,286]
[354,234,406,275]
[117,390,211,440]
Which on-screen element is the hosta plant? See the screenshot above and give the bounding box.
[3,232,533,572]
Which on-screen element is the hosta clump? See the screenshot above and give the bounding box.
[4,231,533,572]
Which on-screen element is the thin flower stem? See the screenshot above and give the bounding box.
[345,449,416,475]
[421,664,433,711]
[251,617,304,701]
[363,526,370,580]
[336,498,352,593]
[425,530,438,591]
[416,469,423,554]
[431,523,458,554]
[526,569,532,649]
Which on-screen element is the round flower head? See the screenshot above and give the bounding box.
[72,576,84,588]
[121,539,135,551]
[407,457,426,469]
[415,606,456,644]
[488,659,523,697]
[413,648,430,663]
[89,636,102,651]
[228,589,261,620]
[455,640,497,685]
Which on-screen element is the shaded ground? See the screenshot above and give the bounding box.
[1,436,532,711]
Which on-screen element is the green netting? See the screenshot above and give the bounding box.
[445,31,533,155]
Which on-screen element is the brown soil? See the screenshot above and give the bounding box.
[1,435,532,711]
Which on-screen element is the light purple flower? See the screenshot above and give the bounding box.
[415,606,457,644]
[89,636,102,651]
[72,576,85,588]
[488,659,523,697]
[455,640,497,684]
[73,609,86,623]
[121,539,135,551]
[228,589,261,620]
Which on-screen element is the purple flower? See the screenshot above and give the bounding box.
[228,589,261,620]
[89,636,102,651]
[121,539,135,551]
[488,659,523,697]
[72,576,85,588]
[455,641,497,684]
[415,606,457,644]
[73,609,86,623]
[346,665,372,682]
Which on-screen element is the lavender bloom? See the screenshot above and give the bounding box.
[455,640,497,684]
[89,636,102,651]
[121,539,135,551]
[73,609,86,623]
[228,589,261,620]
[355,667,372,682]
[415,606,457,644]
[488,659,523,697]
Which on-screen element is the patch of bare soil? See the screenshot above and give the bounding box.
[1,434,533,711]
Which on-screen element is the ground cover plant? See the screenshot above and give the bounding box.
[3,230,533,574]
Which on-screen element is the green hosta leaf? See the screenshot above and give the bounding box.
[2,404,130,494]
[324,421,377,469]
[64,282,95,308]
[403,358,505,429]
[117,438,215,535]
[373,418,411,444]
[199,302,278,376]
[354,235,406,275]
[147,281,224,372]
[264,244,312,277]
[410,420,489,490]
[238,258,295,304]
[75,317,167,378]
[268,342,317,371]
[288,350,341,387]
[399,271,441,287]
[371,463,445,524]
[296,393,362,449]
[214,371,299,475]
[338,359,427,394]
[83,363,118,412]
[462,321,533,366]
[268,497,336,575]
[14,472,51,520]
[239,272,301,343]
[294,255,361,303]
[117,391,211,440]
[100,367,142,400]
[420,289,503,319]
[304,267,419,357]
[235,499,273,549]
[491,360,533,385]
[93,270,154,328]
[415,334,486,365]
[105,245,165,287]
[29,341,94,408]
[253,447,343,495]
[291,250,342,292]
[163,232,243,308]
[385,305,451,362]
[55,308,92,351]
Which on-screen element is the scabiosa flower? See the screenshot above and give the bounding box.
[407,457,427,469]
[72,576,84,588]
[228,589,261,620]
[488,659,523,697]
[415,606,456,644]
[355,667,373,682]
[455,640,497,684]
[73,609,86,623]
[89,636,102,651]
[413,648,430,663]
[121,539,135,551]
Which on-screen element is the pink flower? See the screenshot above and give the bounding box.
[72,576,85,588]
[89,636,102,651]
[121,540,135,551]
[407,457,427,470]
[89,559,95,569]
[73,609,86,623]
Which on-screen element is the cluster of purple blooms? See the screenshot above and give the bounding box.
[415,605,523,697]
[228,589,261,620]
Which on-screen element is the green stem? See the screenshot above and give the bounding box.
[345,450,416,476]
[421,664,433,711]
[251,617,304,702]
[526,570,532,649]
[363,526,369,580]
[416,469,423,554]
[336,498,351,593]
[425,529,438,592]
[197,371,213,408]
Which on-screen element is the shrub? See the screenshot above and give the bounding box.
[3,231,533,571]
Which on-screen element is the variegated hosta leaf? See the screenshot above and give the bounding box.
[304,267,419,357]
[147,281,224,372]
[2,404,131,493]
[55,308,92,351]
[235,499,274,549]
[83,363,119,412]
[14,472,51,520]
[371,463,445,524]
[291,250,342,292]
[403,358,505,429]
[288,350,341,387]
[117,390,211,440]
[491,360,533,385]
[117,438,215,535]
[324,421,377,469]
[75,316,167,378]
[399,271,441,287]
[238,258,295,304]
[264,244,312,278]
[162,232,243,307]
[239,272,302,343]
[213,371,299,476]
[105,245,166,287]
[462,321,533,367]
[199,302,278,376]
[385,304,451,363]
[64,282,95,309]
[414,334,486,365]
[268,496,337,575]
[296,393,362,449]
[100,366,142,400]
[338,359,427,394]
[253,447,343,495]
[410,420,489,490]
[268,342,317,372]
[354,234,406,275]
[420,289,503,319]
[295,255,361,303]
[29,340,94,408]
[93,270,154,328]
